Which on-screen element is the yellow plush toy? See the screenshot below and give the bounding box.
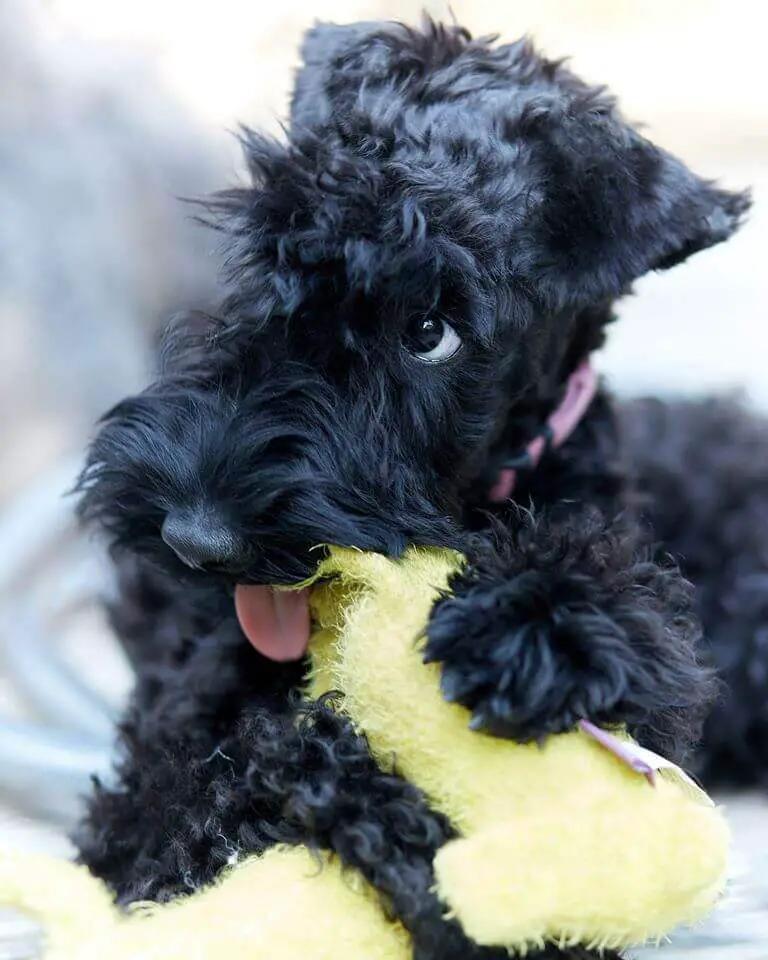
[304,547,729,951]
[0,846,411,960]
[0,547,729,958]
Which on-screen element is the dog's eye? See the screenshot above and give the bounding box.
[403,317,462,363]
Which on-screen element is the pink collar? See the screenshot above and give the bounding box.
[488,361,599,503]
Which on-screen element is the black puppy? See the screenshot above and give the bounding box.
[77,19,758,960]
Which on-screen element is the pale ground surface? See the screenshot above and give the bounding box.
[0,1,765,956]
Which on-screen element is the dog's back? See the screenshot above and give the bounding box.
[621,394,768,786]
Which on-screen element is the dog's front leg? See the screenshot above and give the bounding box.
[78,670,511,958]
[424,509,715,758]
[74,609,309,903]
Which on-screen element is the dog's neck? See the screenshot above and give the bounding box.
[478,302,616,507]
[488,360,599,502]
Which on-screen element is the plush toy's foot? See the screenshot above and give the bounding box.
[433,780,729,953]
[0,846,411,960]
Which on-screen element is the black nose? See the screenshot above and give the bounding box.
[161,508,246,570]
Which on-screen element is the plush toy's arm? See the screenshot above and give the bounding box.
[424,509,715,758]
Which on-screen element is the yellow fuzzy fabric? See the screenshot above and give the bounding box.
[0,546,729,957]
[304,546,730,952]
[0,846,410,960]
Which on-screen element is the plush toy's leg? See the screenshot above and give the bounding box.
[0,851,118,957]
[0,848,412,960]
[432,777,728,952]
[424,508,714,760]
[89,847,412,960]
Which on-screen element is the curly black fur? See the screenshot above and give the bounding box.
[620,395,768,787]
[74,17,756,960]
[425,510,714,755]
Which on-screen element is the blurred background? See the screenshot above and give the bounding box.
[0,0,765,956]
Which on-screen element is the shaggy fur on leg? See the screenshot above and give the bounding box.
[75,18,753,960]
[425,510,712,754]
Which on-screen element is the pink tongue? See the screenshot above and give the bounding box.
[234,585,311,662]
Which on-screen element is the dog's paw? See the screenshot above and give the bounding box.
[425,564,640,740]
[423,513,712,744]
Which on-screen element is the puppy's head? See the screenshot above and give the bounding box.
[80,20,748,604]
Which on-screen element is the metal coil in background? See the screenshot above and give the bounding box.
[0,458,120,825]
[0,459,124,956]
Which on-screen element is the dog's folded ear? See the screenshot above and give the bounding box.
[528,106,751,309]
[288,21,750,315]
[290,21,381,129]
